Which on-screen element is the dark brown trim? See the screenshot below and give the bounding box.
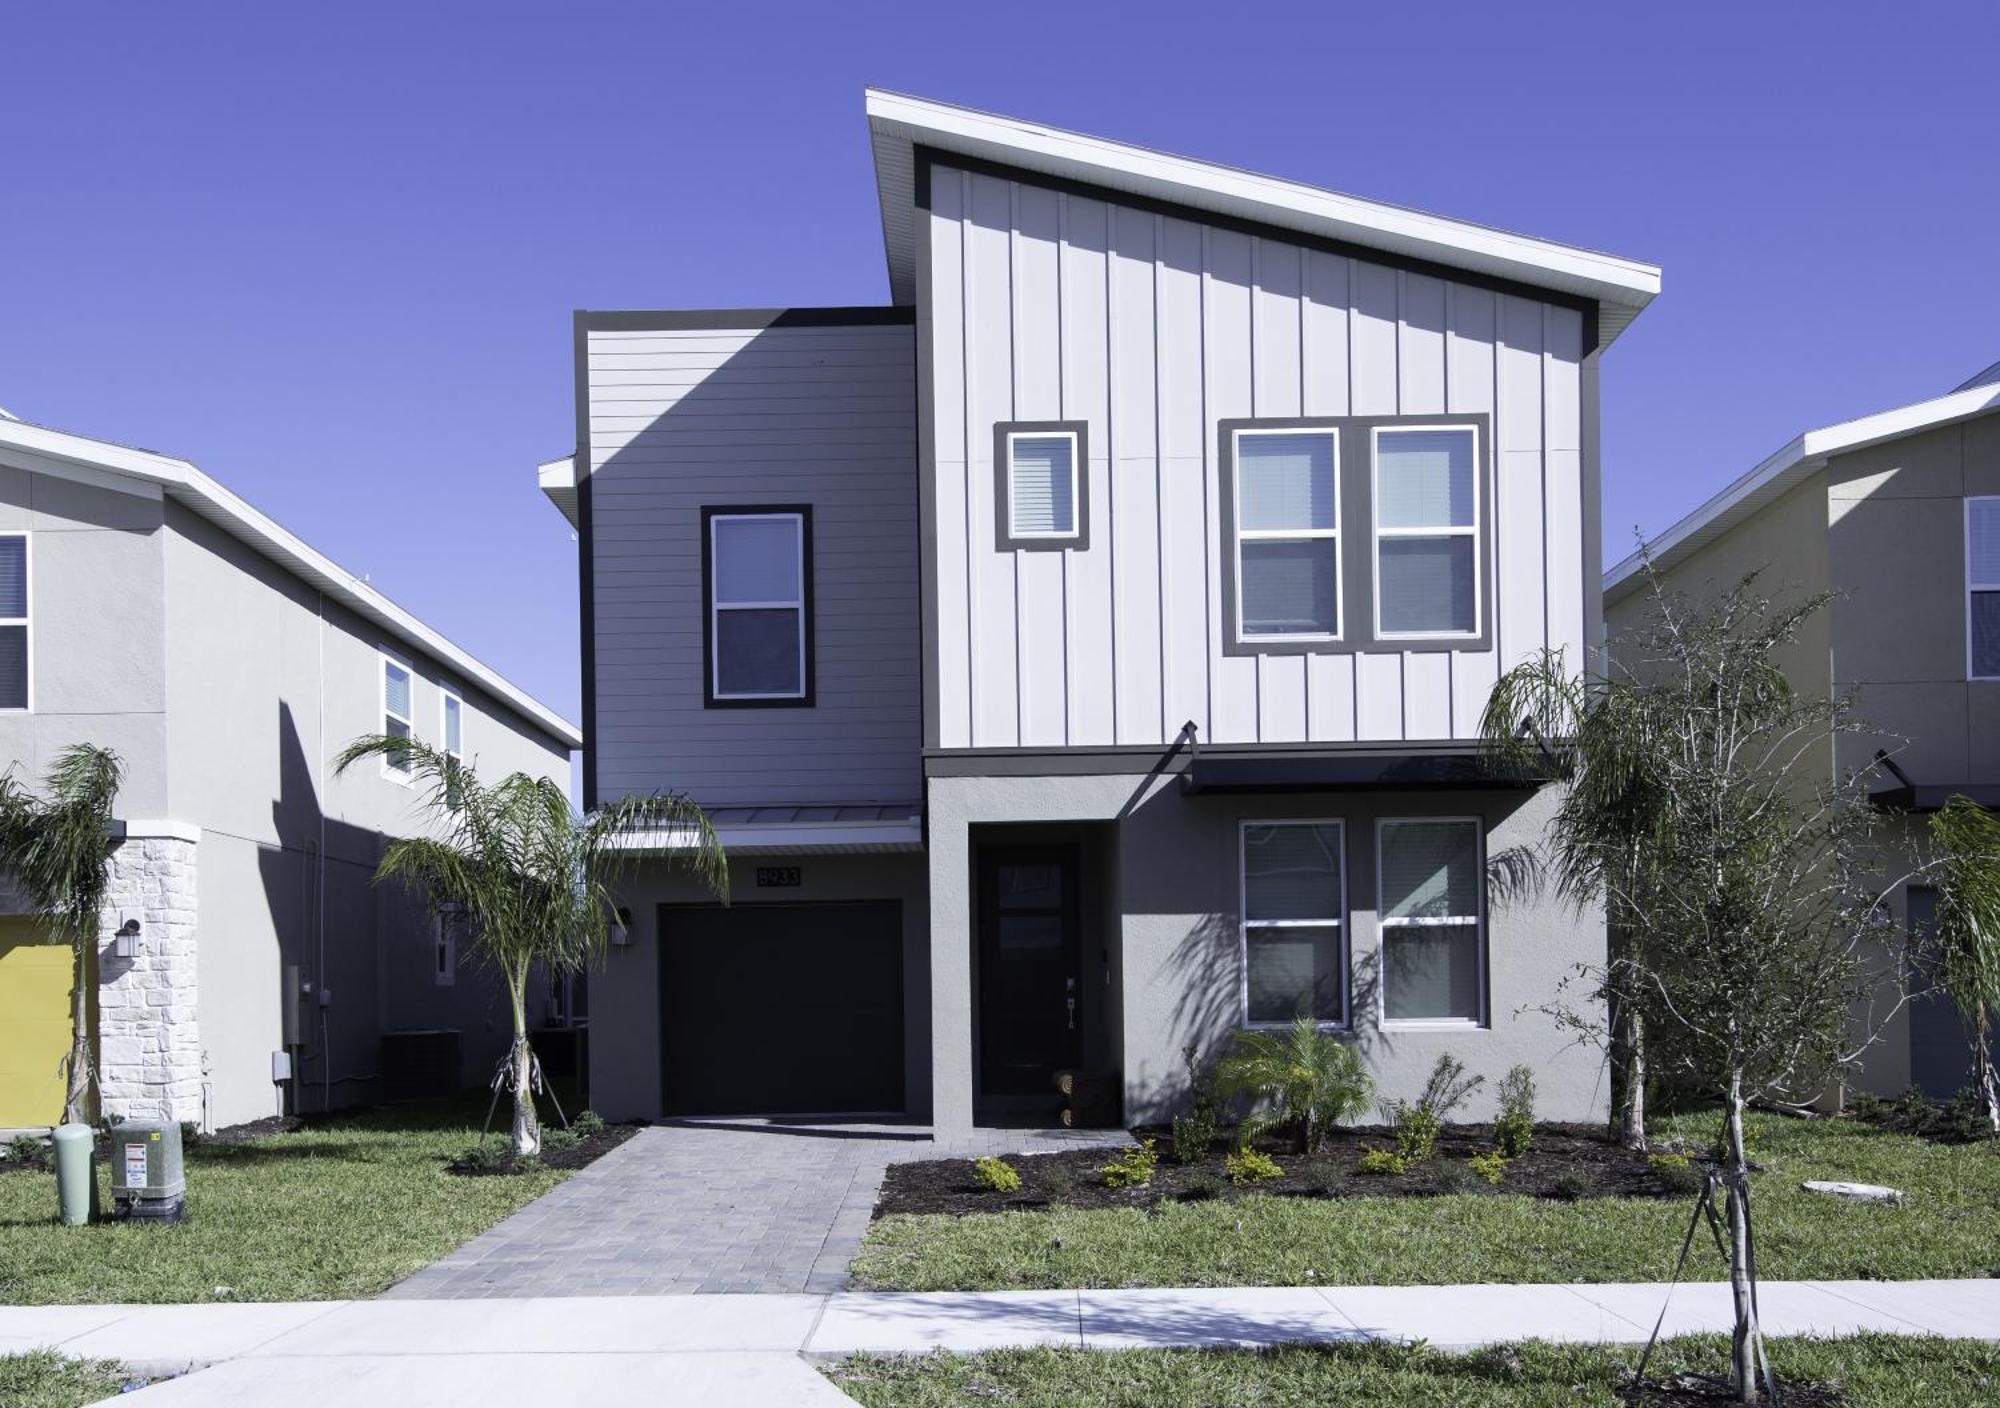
[993,420,1091,552]
[699,504,817,709]
[915,147,1604,350]
[572,311,597,809]
[578,307,914,332]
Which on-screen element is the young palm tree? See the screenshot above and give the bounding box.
[1925,795,2000,1133]
[1212,1015,1374,1153]
[0,744,126,1125]
[336,736,725,1156]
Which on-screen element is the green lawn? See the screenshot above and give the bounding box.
[828,1336,2000,1408]
[0,1352,132,1408]
[0,1096,573,1304]
[853,1114,2000,1291]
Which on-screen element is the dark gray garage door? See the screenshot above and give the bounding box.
[658,900,905,1116]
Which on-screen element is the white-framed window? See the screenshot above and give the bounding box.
[1233,429,1340,641]
[1968,497,2000,679]
[705,507,810,704]
[0,533,27,712]
[1377,817,1486,1027]
[1005,429,1081,541]
[432,913,457,987]
[1372,425,1481,639]
[1239,820,1347,1027]
[440,687,464,762]
[381,653,414,783]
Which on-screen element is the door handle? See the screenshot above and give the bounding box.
[1066,995,1076,1030]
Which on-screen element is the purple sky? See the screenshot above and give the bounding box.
[3,4,1995,727]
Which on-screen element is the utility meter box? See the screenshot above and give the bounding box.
[109,1120,187,1222]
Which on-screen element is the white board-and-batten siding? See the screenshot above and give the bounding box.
[585,321,921,807]
[923,162,1587,750]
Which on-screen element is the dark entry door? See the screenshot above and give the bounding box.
[658,900,904,1116]
[977,847,1081,1098]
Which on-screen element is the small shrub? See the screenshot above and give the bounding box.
[1171,1042,1222,1165]
[1433,1161,1476,1194]
[972,1155,1022,1193]
[1214,1016,1373,1153]
[572,1109,606,1139]
[1937,1089,1997,1143]
[1391,1108,1442,1164]
[1467,1150,1509,1186]
[1098,1139,1158,1190]
[1226,1148,1283,1185]
[457,1142,500,1172]
[1380,1053,1484,1165]
[1040,1162,1078,1196]
[179,1120,202,1148]
[6,1133,48,1169]
[1357,1147,1407,1176]
[1493,1065,1536,1158]
[1648,1150,1702,1194]
[541,1127,581,1152]
[1547,1172,1588,1202]
[514,1154,543,1175]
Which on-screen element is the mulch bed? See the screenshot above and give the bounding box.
[1620,1372,1846,1406]
[447,1120,638,1177]
[876,1123,1679,1217]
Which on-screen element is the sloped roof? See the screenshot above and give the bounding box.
[1604,380,2000,604]
[866,89,1661,346]
[0,416,581,750]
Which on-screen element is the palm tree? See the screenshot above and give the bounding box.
[1925,795,2000,1133]
[0,744,126,1125]
[1212,1015,1374,1153]
[335,736,725,1156]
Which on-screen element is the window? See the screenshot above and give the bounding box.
[432,914,457,987]
[1378,818,1485,1025]
[703,507,812,705]
[1373,426,1480,638]
[1969,498,2000,679]
[441,688,464,761]
[1231,430,1340,641]
[381,655,414,782]
[1240,821,1346,1026]
[994,421,1089,550]
[0,534,26,711]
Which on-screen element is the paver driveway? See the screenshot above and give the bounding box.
[384,1119,1126,1298]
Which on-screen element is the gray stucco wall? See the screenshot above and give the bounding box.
[925,769,1607,1135]
[589,851,931,1122]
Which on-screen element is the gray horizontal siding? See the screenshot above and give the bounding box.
[587,322,921,807]
[924,162,1586,750]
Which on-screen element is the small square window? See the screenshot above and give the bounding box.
[994,422,1089,551]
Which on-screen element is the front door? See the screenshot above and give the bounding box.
[977,846,1081,1102]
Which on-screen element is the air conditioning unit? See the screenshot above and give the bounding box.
[109,1120,187,1222]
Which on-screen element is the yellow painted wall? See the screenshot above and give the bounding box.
[0,916,71,1127]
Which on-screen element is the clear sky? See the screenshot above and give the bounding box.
[3,3,1995,727]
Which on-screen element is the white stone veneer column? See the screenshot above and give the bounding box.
[96,822,202,1125]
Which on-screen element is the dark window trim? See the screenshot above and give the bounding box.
[1219,414,1493,657]
[993,420,1091,552]
[915,147,1601,354]
[700,504,816,709]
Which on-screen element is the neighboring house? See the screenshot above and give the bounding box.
[548,91,1661,1133]
[0,416,581,1132]
[1604,366,2000,1102]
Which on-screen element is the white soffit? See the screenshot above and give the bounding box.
[866,89,1661,346]
[1605,382,2000,602]
[0,417,582,750]
[539,453,578,528]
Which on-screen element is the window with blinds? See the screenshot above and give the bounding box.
[0,535,27,711]
[1008,433,1078,539]
[1240,820,1346,1026]
[706,508,812,704]
[1234,431,1340,640]
[1969,498,2000,679]
[1373,426,1480,637]
[1377,818,1485,1025]
[381,655,414,783]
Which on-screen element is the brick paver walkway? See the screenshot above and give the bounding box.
[383,1120,1128,1298]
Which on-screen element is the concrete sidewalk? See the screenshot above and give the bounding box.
[7,1279,1995,1406]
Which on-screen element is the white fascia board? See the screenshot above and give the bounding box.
[539,454,578,528]
[1605,382,2000,602]
[614,819,925,855]
[0,418,583,751]
[866,89,1660,340]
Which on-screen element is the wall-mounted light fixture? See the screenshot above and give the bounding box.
[609,906,634,947]
[113,913,141,960]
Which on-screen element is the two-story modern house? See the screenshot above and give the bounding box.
[551,92,1661,1134]
[0,413,580,1132]
[1605,365,2000,1101]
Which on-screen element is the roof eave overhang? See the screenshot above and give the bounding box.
[866,89,1659,348]
[538,454,579,529]
[614,820,925,856]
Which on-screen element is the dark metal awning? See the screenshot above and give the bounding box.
[1181,742,1547,796]
[1865,751,2000,813]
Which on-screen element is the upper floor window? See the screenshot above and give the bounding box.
[1240,820,1346,1027]
[1377,818,1485,1027]
[1221,415,1490,656]
[995,422,1089,550]
[0,534,27,711]
[441,688,464,761]
[704,506,813,706]
[381,654,414,782]
[1969,497,2000,680]
[1373,426,1480,639]
[1233,430,1340,641]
